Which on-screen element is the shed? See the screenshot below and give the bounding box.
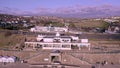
[0,56,16,63]
[7,56,16,63]
[1,56,8,62]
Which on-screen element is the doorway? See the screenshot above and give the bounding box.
[51,56,59,63]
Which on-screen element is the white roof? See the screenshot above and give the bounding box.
[56,32,60,37]
[9,56,16,59]
[81,39,88,43]
[0,56,16,59]
[2,56,9,58]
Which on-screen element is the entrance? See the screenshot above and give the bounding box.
[50,50,61,64]
[51,56,59,63]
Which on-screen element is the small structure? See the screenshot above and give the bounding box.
[7,56,16,63]
[50,50,61,64]
[1,56,8,63]
[0,56,16,63]
[79,39,90,50]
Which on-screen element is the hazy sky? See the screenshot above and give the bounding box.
[0,0,120,11]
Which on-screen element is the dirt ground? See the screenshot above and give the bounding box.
[0,63,120,68]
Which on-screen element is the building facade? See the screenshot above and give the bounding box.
[25,32,90,50]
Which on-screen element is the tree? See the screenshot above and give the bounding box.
[100,21,109,29]
[69,23,76,29]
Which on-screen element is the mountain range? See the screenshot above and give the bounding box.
[0,5,120,18]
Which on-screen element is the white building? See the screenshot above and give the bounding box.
[0,56,16,63]
[30,26,68,32]
[25,32,90,50]
[7,56,16,63]
[1,56,8,63]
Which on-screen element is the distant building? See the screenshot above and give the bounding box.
[30,26,68,32]
[104,19,119,22]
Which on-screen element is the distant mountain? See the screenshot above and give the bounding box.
[0,5,120,18]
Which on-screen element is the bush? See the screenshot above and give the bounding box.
[100,21,109,29]
[4,31,12,37]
